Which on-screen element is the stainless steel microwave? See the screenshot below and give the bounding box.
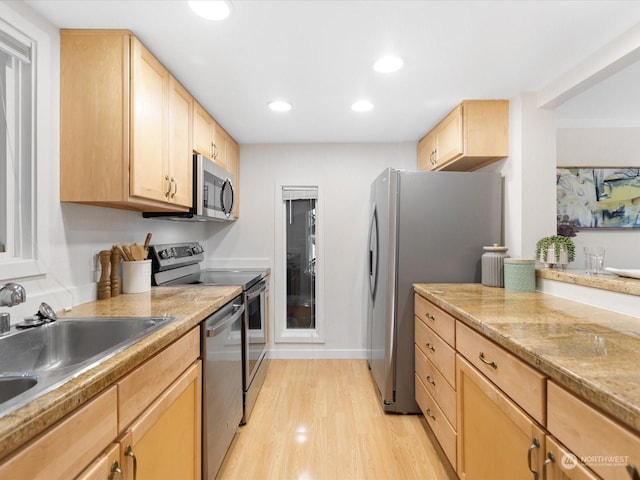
[143,154,235,222]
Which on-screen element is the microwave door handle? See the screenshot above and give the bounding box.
[221,180,234,216]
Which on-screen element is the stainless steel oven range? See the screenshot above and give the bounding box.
[148,242,269,478]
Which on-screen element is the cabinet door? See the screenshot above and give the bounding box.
[130,37,169,203]
[417,131,436,171]
[60,31,130,203]
[193,101,214,157]
[168,76,193,207]
[227,137,240,218]
[120,361,202,480]
[435,104,463,167]
[543,436,600,480]
[76,443,121,480]
[212,122,228,169]
[457,355,544,480]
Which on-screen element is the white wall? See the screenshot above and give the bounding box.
[557,127,640,269]
[205,143,416,358]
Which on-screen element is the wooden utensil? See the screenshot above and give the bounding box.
[143,233,152,257]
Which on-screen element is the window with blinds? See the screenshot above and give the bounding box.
[0,16,38,278]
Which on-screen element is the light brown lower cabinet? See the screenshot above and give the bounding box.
[456,354,545,480]
[542,436,600,480]
[547,381,640,480]
[119,361,202,480]
[0,386,118,479]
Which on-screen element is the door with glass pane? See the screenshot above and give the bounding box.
[284,188,317,330]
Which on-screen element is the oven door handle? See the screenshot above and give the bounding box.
[245,281,266,301]
[206,303,245,337]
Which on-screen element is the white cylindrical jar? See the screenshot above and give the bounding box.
[481,244,509,287]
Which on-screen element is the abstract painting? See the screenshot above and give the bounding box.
[557,168,640,228]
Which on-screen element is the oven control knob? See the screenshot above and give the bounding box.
[192,244,204,255]
[159,249,169,259]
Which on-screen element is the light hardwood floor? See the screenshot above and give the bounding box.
[217,359,458,480]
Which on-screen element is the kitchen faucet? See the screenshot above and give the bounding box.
[0,283,26,307]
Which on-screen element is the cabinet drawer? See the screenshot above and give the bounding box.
[456,321,546,425]
[544,436,600,480]
[415,344,456,428]
[548,381,640,480]
[0,386,117,480]
[415,317,455,387]
[415,373,456,470]
[76,443,121,480]
[414,294,455,346]
[118,327,199,430]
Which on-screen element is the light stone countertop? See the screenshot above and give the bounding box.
[0,284,242,461]
[414,283,640,433]
[537,267,640,296]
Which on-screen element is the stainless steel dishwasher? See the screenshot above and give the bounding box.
[201,296,244,480]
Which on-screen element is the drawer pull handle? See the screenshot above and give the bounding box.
[527,437,540,480]
[542,452,554,480]
[479,352,498,369]
[425,312,435,321]
[426,375,436,387]
[426,408,436,421]
[125,445,138,480]
[425,342,435,352]
[109,461,123,480]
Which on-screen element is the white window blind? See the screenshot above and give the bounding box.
[281,186,318,201]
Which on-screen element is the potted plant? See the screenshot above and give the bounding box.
[535,215,578,269]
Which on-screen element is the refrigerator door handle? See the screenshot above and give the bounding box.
[368,207,379,300]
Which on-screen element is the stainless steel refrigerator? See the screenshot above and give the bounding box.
[367,168,502,413]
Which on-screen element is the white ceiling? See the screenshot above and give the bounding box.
[23,0,640,143]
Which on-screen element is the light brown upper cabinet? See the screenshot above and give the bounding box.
[226,137,240,219]
[417,100,509,171]
[193,101,228,169]
[60,30,192,212]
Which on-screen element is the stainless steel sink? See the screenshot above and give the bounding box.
[0,316,175,416]
[0,375,38,404]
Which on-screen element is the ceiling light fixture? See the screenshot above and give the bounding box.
[352,100,374,112]
[373,55,404,73]
[268,100,292,112]
[188,1,231,21]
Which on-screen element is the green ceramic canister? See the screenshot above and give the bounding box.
[503,258,536,292]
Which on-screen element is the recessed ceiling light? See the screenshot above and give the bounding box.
[352,100,374,112]
[188,1,231,21]
[373,56,404,73]
[268,100,292,112]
